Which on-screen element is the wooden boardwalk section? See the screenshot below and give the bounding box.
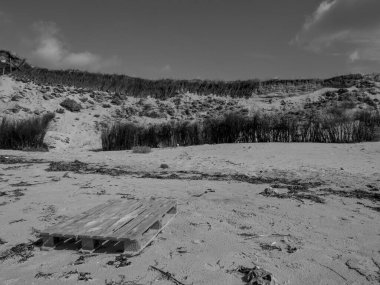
[40,198,177,255]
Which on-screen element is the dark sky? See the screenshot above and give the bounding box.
[1,0,379,80]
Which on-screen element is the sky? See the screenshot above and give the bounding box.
[1,0,380,80]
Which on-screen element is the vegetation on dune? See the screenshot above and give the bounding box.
[60,98,82,112]
[0,113,55,150]
[101,110,380,150]
[12,66,366,99]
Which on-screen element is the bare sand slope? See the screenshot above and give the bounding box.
[0,143,379,284]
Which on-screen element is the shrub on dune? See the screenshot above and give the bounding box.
[0,113,55,150]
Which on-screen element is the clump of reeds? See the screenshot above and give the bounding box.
[101,110,380,151]
[0,113,55,150]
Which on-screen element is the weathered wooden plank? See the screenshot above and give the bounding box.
[63,199,141,237]
[40,198,177,254]
[100,198,167,241]
[78,200,146,239]
[41,200,116,235]
[124,201,176,240]
[123,204,177,255]
[95,198,167,240]
[40,200,120,236]
[115,199,174,241]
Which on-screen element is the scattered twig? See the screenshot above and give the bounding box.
[238,233,291,240]
[35,271,54,279]
[316,262,347,281]
[192,188,215,197]
[149,265,187,285]
[72,253,97,265]
[9,218,26,224]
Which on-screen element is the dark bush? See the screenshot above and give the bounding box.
[0,113,55,150]
[60,98,82,112]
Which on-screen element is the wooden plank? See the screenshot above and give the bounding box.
[115,199,170,239]
[99,198,168,241]
[78,200,146,239]
[62,199,141,238]
[126,201,176,240]
[102,199,164,241]
[41,200,117,235]
[115,199,175,241]
[40,200,120,236]
[123,205,177,255]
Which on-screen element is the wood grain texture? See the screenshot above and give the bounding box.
[40,198,177,253]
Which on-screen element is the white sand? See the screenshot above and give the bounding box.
[0,142,379,284]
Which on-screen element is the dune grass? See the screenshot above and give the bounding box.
[0,113,55,150]
[101,110,380,150]
[13,66,363,99]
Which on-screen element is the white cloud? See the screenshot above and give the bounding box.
[30,21,119,71]
[349,50,359,62]
[292,0,380,63]
[303,0,337,31]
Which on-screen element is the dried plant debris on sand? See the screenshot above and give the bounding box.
[260,187,325,204]
[0,188,26,199]
[0,155,45,164]
[261,184,380,204]
[0,240,39,263]
[72,253,97,265]
[58,269,92,281]
[47,160,127,176]
[237,265,274,285]
[47,160,324,188]
[34,271,54,279]
[106,254,132,268]
[319,188,380,202]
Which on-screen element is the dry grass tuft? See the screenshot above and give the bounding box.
[101,110,380,151]
[0,113,55,150]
